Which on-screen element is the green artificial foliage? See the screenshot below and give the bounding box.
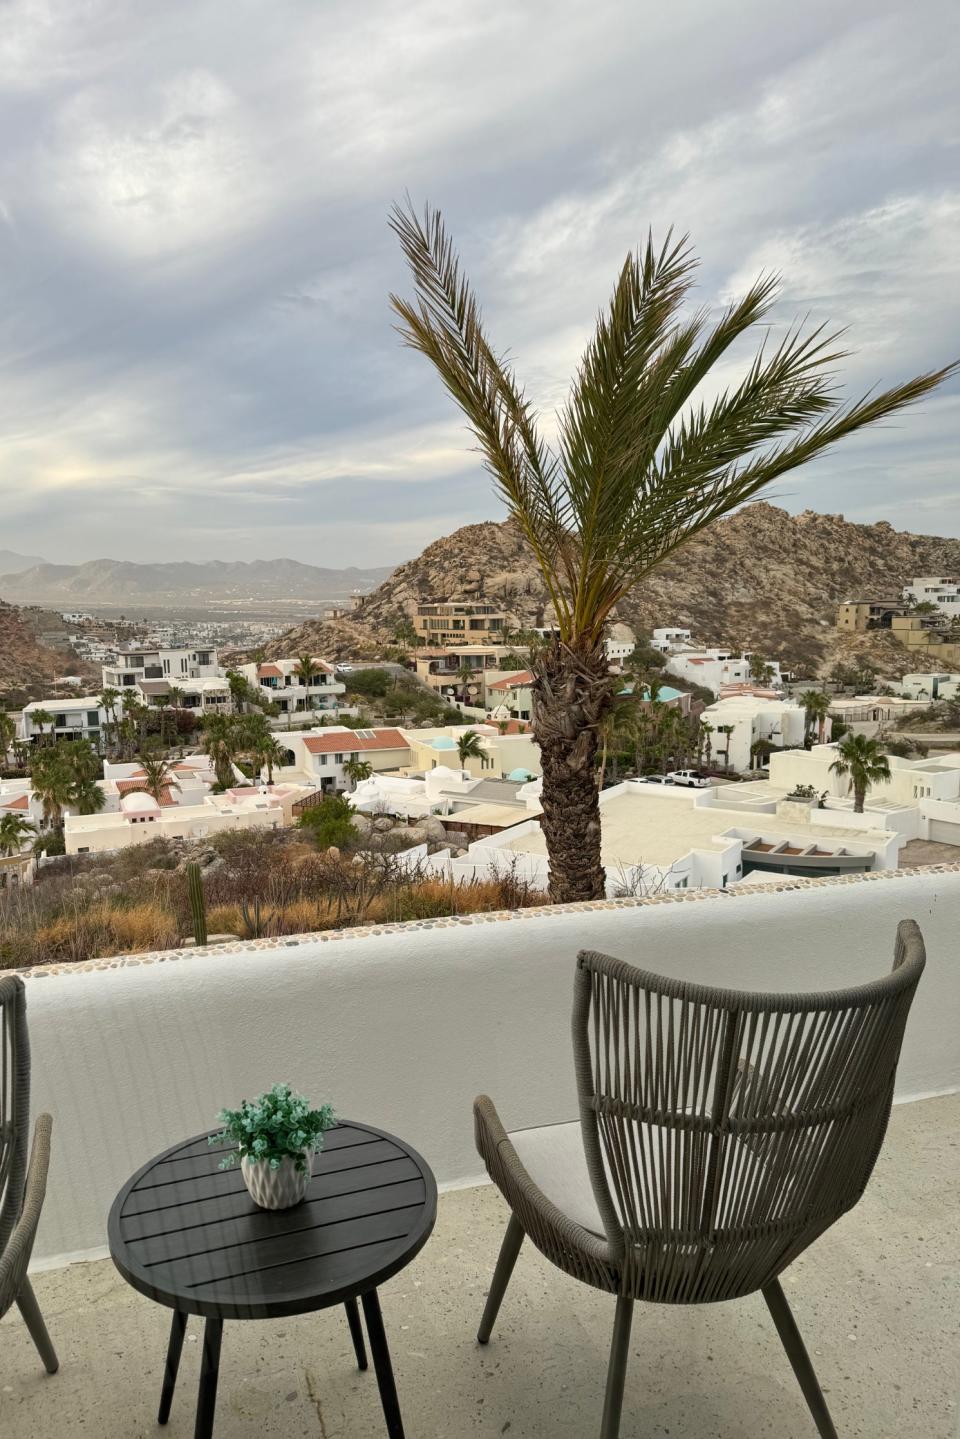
[186,861,207,945]
[210,1082,337,1173]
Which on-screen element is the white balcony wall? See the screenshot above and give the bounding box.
[20,868,960,1267]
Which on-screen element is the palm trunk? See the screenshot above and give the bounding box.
[532,642,612,904]
[854,784,865,813]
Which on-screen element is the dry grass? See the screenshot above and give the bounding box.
[1,832,546,970]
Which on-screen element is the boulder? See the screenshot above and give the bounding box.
[373,817,394,832]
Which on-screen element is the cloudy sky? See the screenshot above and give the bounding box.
[1,0,957,567]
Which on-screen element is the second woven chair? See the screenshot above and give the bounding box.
[474,919,926,1438]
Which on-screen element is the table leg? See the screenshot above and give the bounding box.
[158,1310,188,1423]
[194,1316,223,1439]
[361,1290,405,1439]
[344,1297,368,1371]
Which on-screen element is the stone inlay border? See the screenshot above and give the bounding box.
[15,862,960,981]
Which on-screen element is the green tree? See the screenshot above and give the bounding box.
[202,714,239,789]
[748,654,775,685]
[30,708,55,745]
[829,733,891,813]
[715,724,736,772]
[799,689,831,745]
[390,203,952,900]
[297,793,358,848]
[29,747,74,833]
[0,812,36,855]
[698,719,714,769]
[0,712,16,766]
[456,729,485,768]
[226,669,253,715]
[343,756,373,790]
[127,750,182,804]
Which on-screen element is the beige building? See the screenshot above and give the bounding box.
[64,784,311,855]
[836,598,907,633]
[414,645,516,699]
[403,725,541,781]
[413,601,512,646]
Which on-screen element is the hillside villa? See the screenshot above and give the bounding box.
[235,656,347,716]
[700,693,811,772]
[274,723,542,794]
[665,647,783,696]
[100,643,221,690]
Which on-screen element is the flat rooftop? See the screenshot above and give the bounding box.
[5,1096,955,1438]
[499,787,892,868]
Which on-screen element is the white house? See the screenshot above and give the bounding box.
[483,670,533,721]
[666,649,782,697]
[903,576,960,615]
[275,726,414,792]
[236,657,346,717]
[64,784,312,856]
[603,623,636,667]
[136,676,232,714]
[701,695,808,773]
[102,645,222,692]
[20,697,107,745]
[651,627,692,653]
[455,778,899,897]
[900,672,960,701]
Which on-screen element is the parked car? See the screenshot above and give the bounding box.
[667,769,711,787]
[637,775,674,785]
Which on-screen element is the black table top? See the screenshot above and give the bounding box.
[108,1121,437,1320]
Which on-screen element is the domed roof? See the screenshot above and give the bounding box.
[507,767,535,782]
[430,736,458,750]
[120,791,159,813]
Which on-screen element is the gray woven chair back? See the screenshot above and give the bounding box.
[573,919,925,1304]
[0,976,29,1255]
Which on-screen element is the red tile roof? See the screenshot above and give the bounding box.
[488,671,533,691]
[1,794,29,811]
[303,728,409,756]
[257,664,284,678]
[485,718,531,734]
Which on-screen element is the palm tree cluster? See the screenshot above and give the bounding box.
[29,738,105,846]
[391,201,953,901]
[597,684,710,786]
[201,712,286,789]
[798,689,831,746]
[0,811,36,857]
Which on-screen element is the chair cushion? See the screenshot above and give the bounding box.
[508,1119,769,1240]
[508,1121,606,1235]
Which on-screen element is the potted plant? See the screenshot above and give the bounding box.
[210,1082,337,1210]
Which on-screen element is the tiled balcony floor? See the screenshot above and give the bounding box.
[3,1095,958,1438]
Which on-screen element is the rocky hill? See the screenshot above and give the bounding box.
[267,504,960,677]
[0,557,395,607]
[0,602,94,706]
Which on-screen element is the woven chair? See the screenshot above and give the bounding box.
[0,974,58,1375]
[474,919,926,1438]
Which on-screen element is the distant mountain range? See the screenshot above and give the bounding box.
[0,549,46,574]
[0,558,396,607]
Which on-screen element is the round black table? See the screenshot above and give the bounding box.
[108,1120,437,1438]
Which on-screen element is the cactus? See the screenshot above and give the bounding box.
[240,896,263,940]
[186,862,207,946]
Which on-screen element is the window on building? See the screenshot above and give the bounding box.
[334,753,344,764]
[87,712,100,726]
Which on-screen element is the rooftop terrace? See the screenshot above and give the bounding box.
[3,866,958,1437]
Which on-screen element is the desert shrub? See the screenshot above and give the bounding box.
[297,794,357,848]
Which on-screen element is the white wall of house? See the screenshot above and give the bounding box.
[65,795,286,855]
[237,659,346,714]
[701,696,806,772]
[770,746,960,806]
[20,698,106,744]
[21,867,960,1263]
[903,577,960,614]
[900,672,960,700]
[651,627,692,653]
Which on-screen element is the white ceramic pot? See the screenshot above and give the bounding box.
[241,1152,310,1210]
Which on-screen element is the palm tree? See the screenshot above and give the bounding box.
[343,756,373,790]
[748,654,775,686]
[390,203,952,901]
[293,656,319,709]
[829,733,891,813]
[456,661,476,702]
[126,751,181,804]
[799,689,831,746]
[715,724,736,772]
[258,736,285,785]
[456,729,485,769]
[0,712,16,768]
[226,669,252,716]
[30,708,55,746]
[29,748,74,834]
[698,720,714,770]
[202,714,239,789]
[0,812,36,856]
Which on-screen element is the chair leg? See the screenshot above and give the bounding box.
[600,1295,634,1439]
[345,1297,368,1370]
[762,1279,839,1439]
[477,1213,524,1344]
[16,1278,59,1374]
